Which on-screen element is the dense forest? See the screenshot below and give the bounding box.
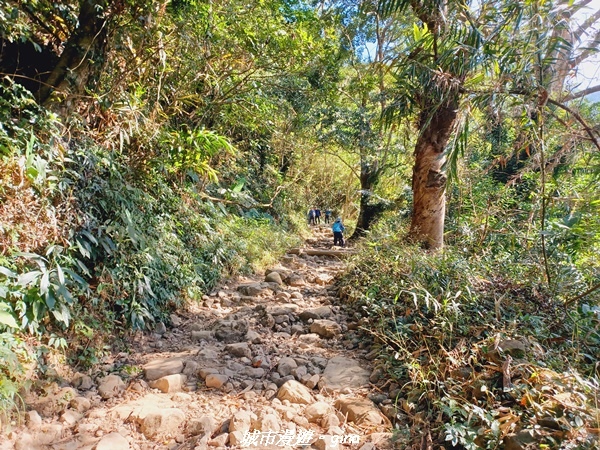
[1,0,599,449]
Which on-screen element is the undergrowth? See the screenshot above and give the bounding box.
[0,80,301,421]
[339,217,600,449]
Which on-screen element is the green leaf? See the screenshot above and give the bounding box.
[0,310,19,328]
[80,230,98,245]
[40,271,50,295]
[17,270,42,287]
[45,291,56,309]
[0,266,17,278]
[56,265,65,285]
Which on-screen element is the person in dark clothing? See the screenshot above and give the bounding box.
[308,208,316,225]
[324,209,332,224]
[332,217,345,247]
[314,208,321,224]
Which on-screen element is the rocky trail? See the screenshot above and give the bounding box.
[3,227,398,450]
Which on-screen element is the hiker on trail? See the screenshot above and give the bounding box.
[332,217,345,247]
[324,209,332,224]
[314,208,321,224]
[308,208,316,225]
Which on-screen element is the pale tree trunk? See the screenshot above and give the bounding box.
[410,105,458,249]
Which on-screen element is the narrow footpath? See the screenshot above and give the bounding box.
[5,226,396,450]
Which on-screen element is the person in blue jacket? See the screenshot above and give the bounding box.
[332,217,345,247]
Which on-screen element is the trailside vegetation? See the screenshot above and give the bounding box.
[0,0,598,444]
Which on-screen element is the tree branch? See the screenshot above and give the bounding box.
[546,98,600,151]
[563,83,600,101]
[564,281,600,307]
[572,7,600,42]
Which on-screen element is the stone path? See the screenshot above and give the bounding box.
[2,226,397,450]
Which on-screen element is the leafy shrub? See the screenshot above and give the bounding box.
[339,216,600,449]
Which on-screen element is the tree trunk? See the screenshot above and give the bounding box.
[350,160,380,239]
[410,105,458,249]
[37,0,109,106]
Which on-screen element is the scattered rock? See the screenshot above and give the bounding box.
[208,434,229,447]
[95,432,130,450]
[98,374,125,399]
[246,329,262,344]
[149,374,187,393]
[170,314,183,327]
[243,367,266,378]
[369,368,384,384]
[192,330,214,341]
[277,357,298,377]
[213,319,249,343]
[265,272,283,285]
[319,357,370,392]
[25,410,42,429]
[155,322,167,335]
[498,339,528,357]
[292,366,308,379]
[69,396,91,413]
[253,413,280,432]
[309,320,341,338]
[321,413,341,429]
[144,358,184,381]
[226,342,252,358]
[229,410,256,433]
[314,435,339,450]
[276,380,314,404]
[60,409,83,427]
[206,374,229,389]
[72,374,94,390]
[183,360,200,376]
[286,274,305,287]
[187,415,218,437]
[305,402,332,423]
[229,430,246,446]
[313,274,334,286]
[237,283,266,296]
[198,368,220,379]
[304,374,320,389]
[138,408,186,438]
[334,397,389,426]
[275,292,291,302]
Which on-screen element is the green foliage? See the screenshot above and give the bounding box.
[339,214,600,448]
[0,333,29,422]
[156,126,236,183]
[0,79,59,158]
